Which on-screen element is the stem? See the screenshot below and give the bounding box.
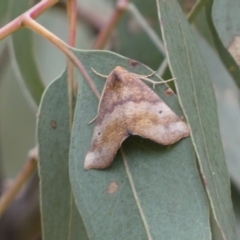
[93,0,129,49]
[0,148,38,217]
[0,0,100,99]
[0,0,58,40]
[67,0,77,47]
[66,2,77,239]
[56,2,106,31]
[23,16,100,99]
[66,0,78,128]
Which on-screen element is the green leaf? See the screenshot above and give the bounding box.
[69,50,210,239]
[212,0,240,48]
[206,0,240,88]
[197,33,240,191]
[38,72,89,240]
[156,0,237,239]
[10,0,45,105]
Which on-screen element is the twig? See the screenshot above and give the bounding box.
[93,0,129,49]
[0,171,41,240]
[66,0,77,128]
[0,148,38,217]
[67,0,77,47]
[0,0,100,99]
[66,2,77,238]
[56,2,107,32]
[24,16,100,99]
[0,0,58,39]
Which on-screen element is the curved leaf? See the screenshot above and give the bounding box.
[156,0,237,239]
[212,0,240,47]
[38,71,89,240]
[197,33,240,192]
[206,0,240,88]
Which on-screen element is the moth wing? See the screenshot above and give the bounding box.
[84,66,189,170]
[84,112,128,170]
[126,100,189,145]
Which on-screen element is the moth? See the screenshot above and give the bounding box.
[84,66,190,170]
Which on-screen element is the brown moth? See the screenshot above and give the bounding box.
[84,66,190,170]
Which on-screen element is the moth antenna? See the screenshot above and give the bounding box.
[138,76,175,86]
[132,71,156,78]
[91,67,108,78]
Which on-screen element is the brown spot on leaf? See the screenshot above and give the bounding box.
[51,120,57,129]
[128,59,140,67]
[106,181,119,194]
[165,87,174,96]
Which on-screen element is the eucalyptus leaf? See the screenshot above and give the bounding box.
[206,0,240,88]
[38,72,88,240]
[197,32,240,192]
[156,0,237,239]
[69,50,210,239]
[212,0,240,48]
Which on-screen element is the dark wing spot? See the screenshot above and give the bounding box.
[159,110,163,114]
[51,120,57,129]
[128,59,139,67]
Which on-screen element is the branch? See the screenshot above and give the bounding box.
[0,172,41,240]
[0,148,38,217]
[93,0,129,49]
[0,0,100,99]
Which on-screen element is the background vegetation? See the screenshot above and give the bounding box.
[0,0,240,239]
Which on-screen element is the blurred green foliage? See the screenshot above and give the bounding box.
[0,0,240,239]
